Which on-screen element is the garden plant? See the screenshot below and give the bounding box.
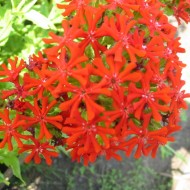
[0,0,190,185]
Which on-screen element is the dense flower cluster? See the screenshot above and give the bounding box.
[0,0,190,166]
[171,0,190,24]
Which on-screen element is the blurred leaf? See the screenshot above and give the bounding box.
[149,119,162,131]
[180,109,187,122]
[0,172,10,186]
[3,155,25,184]
[160,145,173,159]
[164,6,174,16]
[164,145,187,163]
[48,3,63,24]
[20,0,38,13]
[2,33,25,56]
[0,148,25,184]
[16,0,37,13]
[10,0,21,9]
[24,9,55,29]
[0,9,12,46]
[0,82,14,90]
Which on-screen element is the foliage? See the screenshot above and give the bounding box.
[0,0,63,62]
[0,146,24,185]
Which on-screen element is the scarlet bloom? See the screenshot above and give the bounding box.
[139,12,176,41]
[105,88,134,136]
[21,97,63,140]
[124,114,169,158]
[0,57,25,85]
[169,80,190,118]
[0,109,27,150]
[137,0,163,15]
[7,99,27,112]
[1,85,28,100]
[74,7,107,57]
[26,51,49,71]
[100,137,127,161]
[92,55,141,90]
[43,20,82,56]
[173,0,190,24]
[23,65,54,99]
[43,47,89,89]
[132,30,165,63]
[63,114,115,156]
[105,0,139,16]
[19,136,59,165]
[128,67,170,121]
[59,76,111,120]
[102,14,146,62]
[57,0,91,25]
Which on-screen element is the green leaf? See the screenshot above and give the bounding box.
[10,0,21,9]
[3,155,25,184]
[0,9,12,46]
[149,119,162,131]
[0,148,25,184]
[164,145,187,163]
[164,6,174,16]
[24,9,55,29]
[132,118,141,126]
[48,4,63,24]
[15,0,37,12]
[0,172,10,186]
[180,109,187,122]
[0,82,15,90]
[19,0,38,13]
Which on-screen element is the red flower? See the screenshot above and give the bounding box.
[21,97,63,140]
[137,0,163,15]
[102,14,146,62]
[57,0,91,25]
[148,63,167,89]
[59,77,111,120]
[105,88,134,136]
[43,20,82,55]
[105,0,139,16]
[139,12,176,41]
[0,0,189,165]
[128,67,170,121]
[43,47,89,89]
[1,85,28,100]
[7,99,27,112]
[132,30,165,63]
[26,51,49,71]
[74,7,107,57]
[170,80,190,117]
[19,137,58,165]
[0,57,25,85]
[63,114,115,155]
[23,65,54,99]
[0,109,27,150]
[173,0,190,24]
[92,55,141,90]
[124,114,169,158]
[100,137,127,161]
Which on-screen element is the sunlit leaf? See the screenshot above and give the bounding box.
[24,9,55,29]
[20,0,38,13]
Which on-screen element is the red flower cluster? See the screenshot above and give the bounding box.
[172,0,190,24]
[0,0,189,166]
